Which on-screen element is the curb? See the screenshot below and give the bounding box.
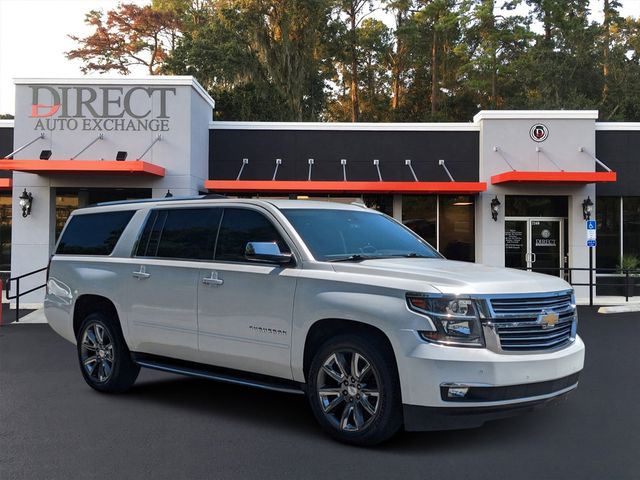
[597,305,640,314]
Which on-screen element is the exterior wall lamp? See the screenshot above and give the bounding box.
[582,196,593,220]
[19,189,33,217]
[165,190,173,198]
[490,195,501,221]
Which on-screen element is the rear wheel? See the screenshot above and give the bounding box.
[77,312,139,393]
[307,334,402,445]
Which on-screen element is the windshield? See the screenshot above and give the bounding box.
[282,209,441,262]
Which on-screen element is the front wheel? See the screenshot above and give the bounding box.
[76,312,139,393]
[307,334,402,445]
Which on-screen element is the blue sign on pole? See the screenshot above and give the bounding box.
[586,220,596,247]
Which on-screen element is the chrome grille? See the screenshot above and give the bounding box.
[489,292,575,352]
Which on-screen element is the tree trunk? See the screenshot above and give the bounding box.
[350,6,359,122]
[431,26,437,117]
[602,0,610,104]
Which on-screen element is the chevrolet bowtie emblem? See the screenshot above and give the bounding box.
[539,311,559,329]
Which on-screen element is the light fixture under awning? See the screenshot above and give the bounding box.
[0,178,11,190]
[0,160,165,177]
[204,180,487,194]
[491,171,616,185]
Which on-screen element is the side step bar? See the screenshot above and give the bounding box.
[132,353,305,396]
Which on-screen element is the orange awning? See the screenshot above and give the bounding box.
[205,180,487,194]
[0,160,165,177]
[491,171,616,185]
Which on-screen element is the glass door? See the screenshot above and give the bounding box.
[505,218,565,277]
[530,219,562,276]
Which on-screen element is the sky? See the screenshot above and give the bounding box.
[0,0,639,115]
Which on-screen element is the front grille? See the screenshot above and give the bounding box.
[489,292,575,352]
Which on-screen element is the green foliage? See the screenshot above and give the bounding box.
[619,255,640,274]
[67,0,640,122]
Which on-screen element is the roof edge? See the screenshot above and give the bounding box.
[473,110,599,122]
[208,121,479,132]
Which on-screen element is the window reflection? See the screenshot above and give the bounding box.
[402,195,475,262]
[402,196,437,248]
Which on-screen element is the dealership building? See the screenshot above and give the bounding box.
[0,76,638,304]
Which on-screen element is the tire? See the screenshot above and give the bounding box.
[76,312,140,393]
[307,334,403,446]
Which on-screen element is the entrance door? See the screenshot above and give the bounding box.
[505,218,565,277]
[530,219,562,276]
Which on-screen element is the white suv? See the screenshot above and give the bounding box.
[45,197,585,445]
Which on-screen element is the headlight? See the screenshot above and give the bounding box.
[406,294,485,347]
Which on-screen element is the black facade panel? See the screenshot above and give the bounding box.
[0,128,13,179]
[209,129,479,183]
[596,130,640,196]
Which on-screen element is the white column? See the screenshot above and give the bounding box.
[10,173,56,306]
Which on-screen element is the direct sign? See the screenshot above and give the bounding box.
[27,85,176,133]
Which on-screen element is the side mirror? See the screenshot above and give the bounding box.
[245,242,293,265]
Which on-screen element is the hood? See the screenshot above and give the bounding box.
[330,258,571,295]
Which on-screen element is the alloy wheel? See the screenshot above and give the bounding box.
[80,323,115,383]
[316,350,381,432]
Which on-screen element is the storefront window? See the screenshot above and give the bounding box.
[402,195,475,262]
[596,197,620,272]
[56,188,152,240]
[439,196,475,262]
[363,195,393,216]
[623,197,640,262]
[402,195,437,248]
[0,193,11,271]
[56,194,80,239]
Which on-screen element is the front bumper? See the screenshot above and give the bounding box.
[394,330,585,408]
[403,383,575,431]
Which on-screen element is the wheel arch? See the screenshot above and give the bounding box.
[302,318,399,384]
[73,294,121,339]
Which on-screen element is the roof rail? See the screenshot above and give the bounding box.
[92,193,227,208]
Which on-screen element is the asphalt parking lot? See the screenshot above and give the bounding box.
[1,306,639,480]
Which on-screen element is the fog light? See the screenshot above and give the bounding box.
[448,387,469,398]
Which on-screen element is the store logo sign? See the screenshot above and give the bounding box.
[27,85,176,132]
[529,123,549,142]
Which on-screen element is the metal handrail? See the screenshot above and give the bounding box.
[516,266,640,305]
[5,266,47,323]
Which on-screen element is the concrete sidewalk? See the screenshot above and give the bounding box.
[11,308,47,323]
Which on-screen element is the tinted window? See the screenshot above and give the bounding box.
[282,209,439,261]
[57,211,135,255]
[138,208,221,260]
[216,208,290,262]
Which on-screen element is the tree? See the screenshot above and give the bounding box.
[241,0,332,121]
[331,0,376,121]
[67,3,181,74]
[385,0,416,116]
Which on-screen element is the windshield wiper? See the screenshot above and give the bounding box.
[328,254,377,263]
[398,252,431,258]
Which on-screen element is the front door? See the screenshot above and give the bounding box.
[197,207,297,379]
[505,218,565,277]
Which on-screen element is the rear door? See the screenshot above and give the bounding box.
[197,207,297,379]
[123,207,221,361]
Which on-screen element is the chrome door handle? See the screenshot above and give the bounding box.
[132,266,150,279]
[531,253,537,263]
[202,273,223,286]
